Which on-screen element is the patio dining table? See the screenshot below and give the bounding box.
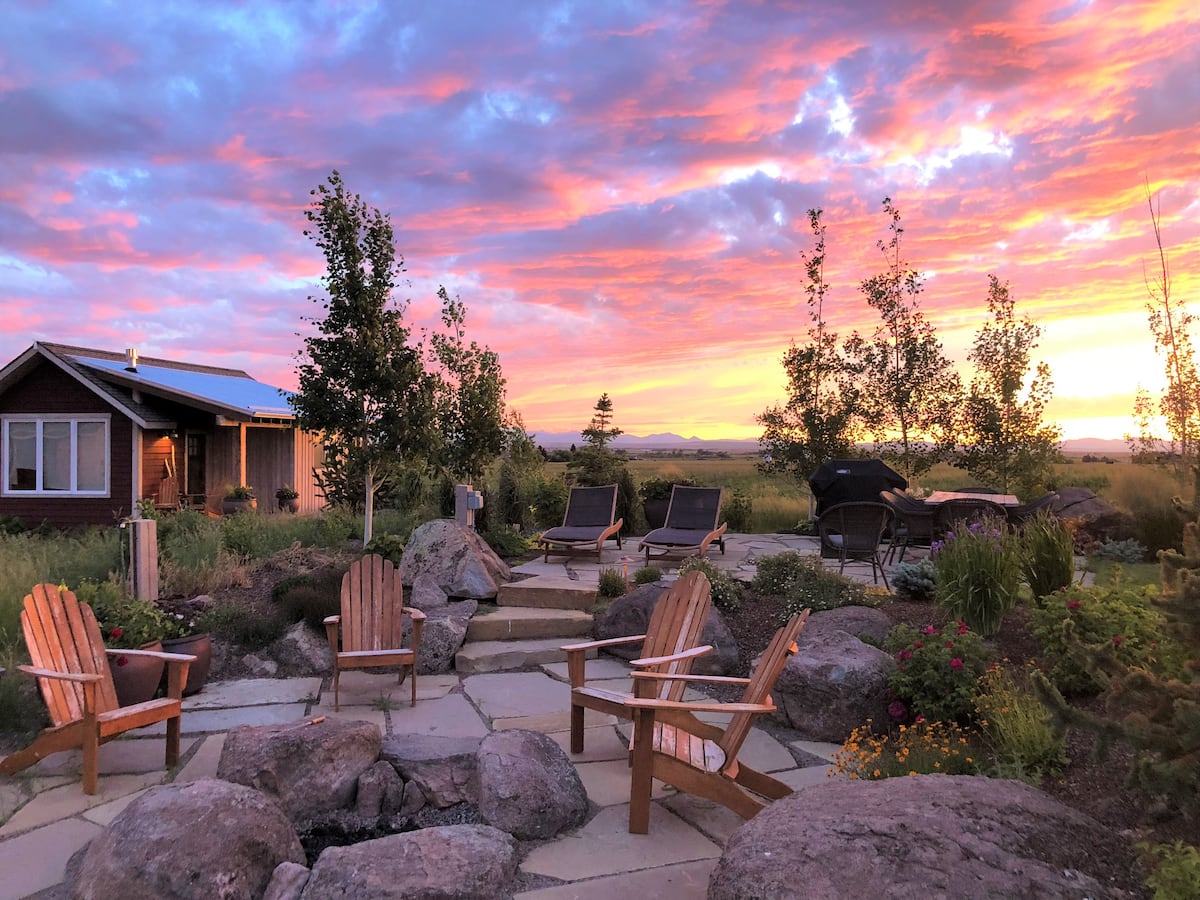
[924,490,1020,506]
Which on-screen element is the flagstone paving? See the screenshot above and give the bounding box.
[0,532,856,900]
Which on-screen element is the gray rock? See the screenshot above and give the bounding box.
[476,729,588,840]
[269,622,334,676]
[593,583,738,675]
[406,614,469,675]
[400,780,427,816]
[803,606,892,646]
[381,733,483,808]
[771,629,894,742]
[355,760,404,819]
[410,573,449,609]
[262,862,311,900]
[242,653,279,677]
[69,778,304,900]
[709,775,1141,900]
[218,719,382,822]
[399,520,511,599]
[299,824,517,900]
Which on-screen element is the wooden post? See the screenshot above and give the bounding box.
[455,483,480,529]
[129,518,158,602]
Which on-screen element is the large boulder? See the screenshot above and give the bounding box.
[269,622,335,676]
[771,628,894,742]
[476,729,589,840]
[381,733,484,808]
[593,582,738,675]
[802,606,892,646]
[399,520,511,599]
[70,778,304,900]
[1053,486,1138,551]
[407,609,472,675]
[709,775,1144,900]
[299,824,518,900]
[218,719,382,822]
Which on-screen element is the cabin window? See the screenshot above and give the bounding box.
[2,416,110,496]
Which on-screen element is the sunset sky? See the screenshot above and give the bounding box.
[2,1,1198,443]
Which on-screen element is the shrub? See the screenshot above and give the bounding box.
[1031,582,1180,696]
[0,639,48,747]
[677,557,742,612]
[975,664,1065,782]
[363,533,405,563]
[891,558,936,602]
[722,490,753,532]
[220,512,266,557]
[1138,841,1200,900]
[933,518,1021,636]
[885,622,991,725]
[1093,538,1149,564]
[633,566,662,585]
[597,568,627,599]
[272,567,345,630]
[832,719,978,779]
[529,478,569,530]
[1019,510,1076,600]
[199,602,288,649]
[751,550,865,621]
[77,581,172,648]
[482,527,529,559]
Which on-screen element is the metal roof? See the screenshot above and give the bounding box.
[70,355,295,420]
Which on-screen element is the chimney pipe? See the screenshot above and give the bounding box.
[125,348,138,372]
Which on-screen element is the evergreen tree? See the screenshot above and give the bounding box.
[582,393,622,450]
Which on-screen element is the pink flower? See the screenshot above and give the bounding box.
[1112,635,1124,646]
[116,655,128,667]
[888,700,908,722]
[945,641,955,649]
[897,650,913,662]
[956,622,970,635]
[914,714,926,724]
[921,625,936,636]
[109,626,124,640]
[949,657,964,671]
[1067,600,1081,610]
[912,641,924,649]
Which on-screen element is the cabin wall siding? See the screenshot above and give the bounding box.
[0,360,135,527]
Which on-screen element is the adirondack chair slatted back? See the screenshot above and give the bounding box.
[718,610,809,767]
[340,554,404,653]
[640,570,712,702]
[157,476,180,510]
[21,584,119,725]
[665,486,723,531]
[563,485,619,528]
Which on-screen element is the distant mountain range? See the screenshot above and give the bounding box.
[530,431,1132,456]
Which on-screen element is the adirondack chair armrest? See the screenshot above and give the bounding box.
[630,644,714,668]
[629,671,752,685]
[18,664,103,684]
[105,648,197,663]
[323,615,340,625]
[698,522,728,553]
[561,634,645,652]
[623,696,775,715]
[404,608,427,621]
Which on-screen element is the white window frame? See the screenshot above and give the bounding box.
[2,415,111,497]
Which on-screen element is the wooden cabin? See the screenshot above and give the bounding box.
[0,342,323,528]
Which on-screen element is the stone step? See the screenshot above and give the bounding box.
[497,575,598,611]
[454,637,596,675]
[466,606,594,642]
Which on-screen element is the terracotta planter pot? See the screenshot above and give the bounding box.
[161,633,212,696]
[221,497,257,515]
[277,497,300,513]
[109,640,165,707]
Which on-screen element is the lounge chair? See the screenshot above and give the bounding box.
[1005,492,1059,530]
[879,490,936,564]
[640,486,727,564]
[538,484,624,562]
[933,497,1006,538]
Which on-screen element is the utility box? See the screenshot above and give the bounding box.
[454,484,483,527]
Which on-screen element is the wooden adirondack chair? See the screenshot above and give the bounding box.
[623,609,810,833]
[323,554,425,711]
[0,584,195,795]
[154,475,181,513]
[561,570,714,754]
